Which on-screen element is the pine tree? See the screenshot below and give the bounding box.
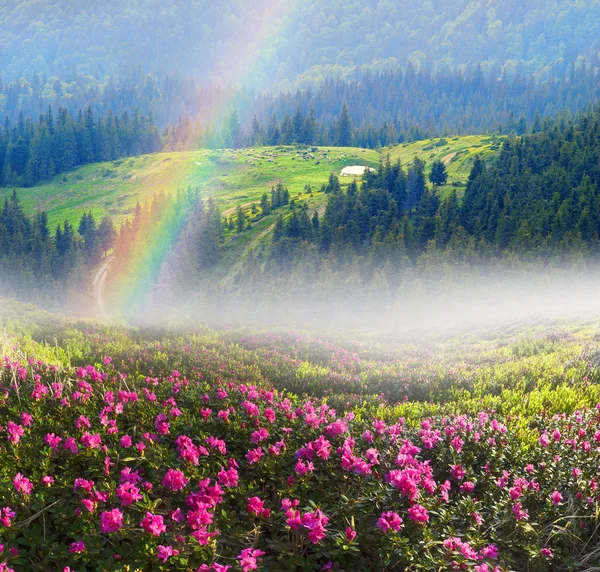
[98,216,117,256]
[336,104,353,147]
[292,105,304,143]
[302,108,318,144]
[260,192,271,216]
[236,205,246,232]
[226,110,243,149]
[429,160,448,186]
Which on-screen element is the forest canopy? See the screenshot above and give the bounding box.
[0,0,598,87]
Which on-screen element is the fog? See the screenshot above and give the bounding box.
[125,266,600,337]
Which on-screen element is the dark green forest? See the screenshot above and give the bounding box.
[0,190,109,306]
[0,106,160,187]
[242,105,600,291]
[3,65,599,147]
[262,105,600,278]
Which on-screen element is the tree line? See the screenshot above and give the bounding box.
[0,190,117,306]
[2,62,600,163]
[0,106,161,187]
[167,64,600,150]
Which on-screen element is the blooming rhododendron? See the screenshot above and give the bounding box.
[1,329,600,570]
[13,473,32,495]
[407,504,429,524]
[68,541,86,554]
[237,547,266,572]
[140,512,166,536]
[162,469,188,492]
[156,545,179,563]
[377,511,403,533]
[100,509,123,533]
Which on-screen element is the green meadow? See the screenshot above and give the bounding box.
[0,136,499,228]
[388,134,504,196]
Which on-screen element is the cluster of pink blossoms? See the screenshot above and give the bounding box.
[282,499,329,544]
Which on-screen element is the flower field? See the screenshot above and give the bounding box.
[0,310,600,571]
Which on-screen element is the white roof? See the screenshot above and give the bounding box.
[341,165,376,176]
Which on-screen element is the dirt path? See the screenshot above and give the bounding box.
[441,152,457,166]
[222,200,260,218]
[92,255,113,318]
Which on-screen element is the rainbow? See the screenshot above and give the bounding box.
[105,0,294,319]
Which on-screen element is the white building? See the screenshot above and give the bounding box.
[340,165,376,177]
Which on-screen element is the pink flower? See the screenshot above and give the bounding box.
[301,509,329,544]
[120,467,141,484]
[156,545,179,563]
[116,481,142,506]
[245,447,263,465]
[512,502,529,521]
[44,433,62,451]
[100,509,123,533]
[295,460,315,476]
[541,547,553,558]
[407,504,429,524]
[237,547,266,572]
[461,481,475,493]
[250,427,269,444]
[13,473,32,495]
[191,526,219,545]
[217,466,239,488]
[247,497,270,518]
[377,511,403,533]
[69,541,86,554]
[63,437,79,454]
[365,448,379,464]
[73,478,94,493]
[345,526,356,541]
[41,476,54,487]
[162,469,188,492]
[81,498,95,513]
[6,422,24,444]
[450,464,466,481]
[551,491,563,505]
[0,507,16,527]
[141,512,166,536]
[119,435,133,448]
[481,544,499,559]
[443,537,463,551]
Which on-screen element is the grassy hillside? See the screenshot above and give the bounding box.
[387,134,503,197]
[0,147,378,227]
[0,135,499,228]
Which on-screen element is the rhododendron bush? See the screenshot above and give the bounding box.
[0,318,599,570]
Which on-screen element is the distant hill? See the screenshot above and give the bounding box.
[0,0,598,85]
[1,136,496,227]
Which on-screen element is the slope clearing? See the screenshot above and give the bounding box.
[387,134,503,196]
[0,136,501,228]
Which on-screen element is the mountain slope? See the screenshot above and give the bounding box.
[0,1,598,84]
[1,136,498,227]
